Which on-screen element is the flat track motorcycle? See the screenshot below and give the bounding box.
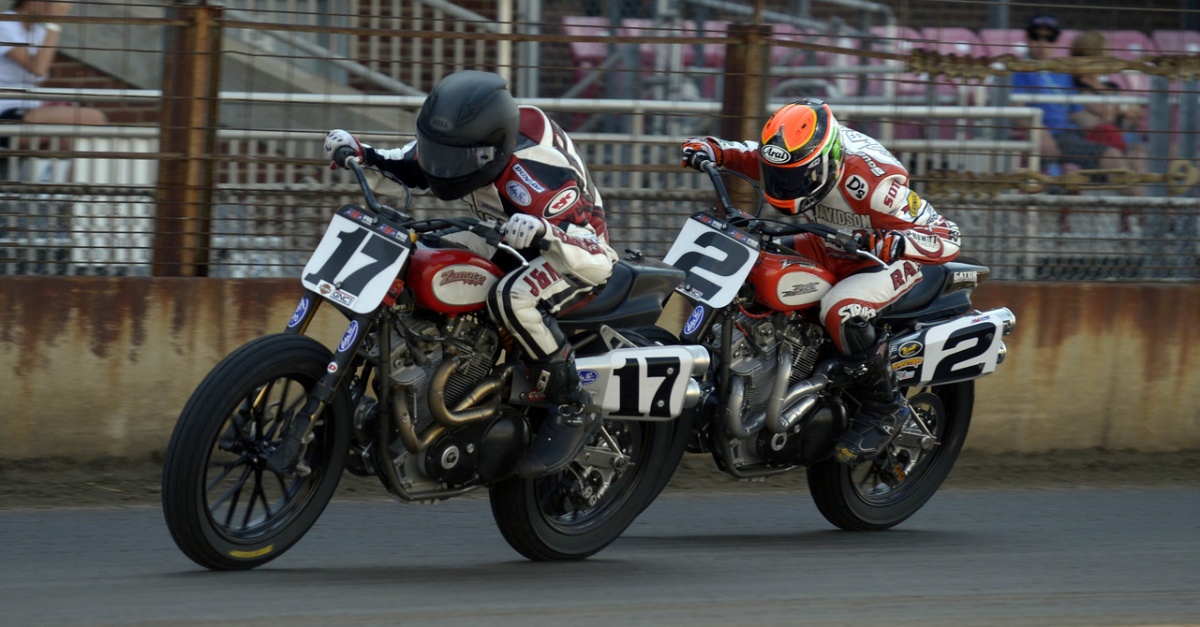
[650,159,1016,530]
[161,148,705,569]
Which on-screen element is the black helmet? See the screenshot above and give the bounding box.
[415,70,520,201]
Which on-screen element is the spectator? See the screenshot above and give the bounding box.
[1068,30,1148,171]
[1010,15,1127,179]
[0,0,108,159]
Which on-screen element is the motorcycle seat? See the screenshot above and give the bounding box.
[559,259,685,329]
[885,259,990,318]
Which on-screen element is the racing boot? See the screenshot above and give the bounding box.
[834,339,913,466]
[517,345,600,478]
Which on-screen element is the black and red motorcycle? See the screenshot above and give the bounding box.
[161,149,705,569]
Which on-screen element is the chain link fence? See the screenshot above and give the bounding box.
[0,0,1196,280]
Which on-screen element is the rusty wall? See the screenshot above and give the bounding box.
[1,278,1198,460]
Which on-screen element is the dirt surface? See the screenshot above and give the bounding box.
[1,449,1197,510]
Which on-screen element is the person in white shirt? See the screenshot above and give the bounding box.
[0,1,107,152]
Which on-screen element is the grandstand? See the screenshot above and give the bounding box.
[0,0,1196,281]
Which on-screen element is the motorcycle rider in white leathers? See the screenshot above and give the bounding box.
[325,70,617,478]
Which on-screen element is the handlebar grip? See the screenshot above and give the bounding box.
[332,146,359,170]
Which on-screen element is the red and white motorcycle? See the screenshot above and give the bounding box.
[652,159,1016,530]
[162,148,704,569]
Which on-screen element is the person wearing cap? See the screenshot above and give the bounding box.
[1010,14,1126,179]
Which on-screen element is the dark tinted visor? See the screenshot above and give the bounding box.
[761,161,826,205]
[416,135,498,179]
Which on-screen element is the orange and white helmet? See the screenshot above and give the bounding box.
[758,98,844,215]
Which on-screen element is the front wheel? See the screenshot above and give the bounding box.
[161,334,352,570]
[806,380,974,531]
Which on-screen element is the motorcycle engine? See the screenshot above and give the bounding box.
[712,311,826,470]
[716,312,822,415]
[387,311,500,435]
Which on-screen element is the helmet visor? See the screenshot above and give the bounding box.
[761,157,830,207]
[416,135,499,180]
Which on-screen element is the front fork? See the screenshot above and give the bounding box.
[265,291,375,476]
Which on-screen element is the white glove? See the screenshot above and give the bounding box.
[502,213,546,249]
[324,129,364,169]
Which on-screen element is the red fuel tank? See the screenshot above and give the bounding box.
[749,251,834,312]
[408,248,503,314]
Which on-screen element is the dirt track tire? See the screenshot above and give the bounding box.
[488,414,676,561]
[806,381,974,531]
[161,334,351,570]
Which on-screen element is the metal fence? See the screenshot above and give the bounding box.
[0,0,1197,281]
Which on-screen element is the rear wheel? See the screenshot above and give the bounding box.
[161,334,351,570]
[806,381,973,531]
[487,326,683,561]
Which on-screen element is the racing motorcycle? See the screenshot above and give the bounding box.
[161,148,706,569]
[651,159,1016,530]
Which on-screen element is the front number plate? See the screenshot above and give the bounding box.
[300,207,411,314]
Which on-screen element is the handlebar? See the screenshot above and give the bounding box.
[334,146,409,224]
[694,157,881,262]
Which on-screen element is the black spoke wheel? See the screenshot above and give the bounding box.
[806,380,974,531]
[489,416,673,561]
[162,334,351,570]
[488,327,683,561]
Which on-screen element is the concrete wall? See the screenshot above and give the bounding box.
[2,278,1198,460]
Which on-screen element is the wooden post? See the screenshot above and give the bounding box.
[154,2,222,277]
[719,22,771,213]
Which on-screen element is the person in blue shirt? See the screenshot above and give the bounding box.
[1010,15,1124,176]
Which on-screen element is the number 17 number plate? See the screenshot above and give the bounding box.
[300,208,411,313]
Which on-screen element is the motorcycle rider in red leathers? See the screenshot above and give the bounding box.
[681,98,962,465]
[324,70,618,478]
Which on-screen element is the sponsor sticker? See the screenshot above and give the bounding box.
[683,305,705,335]
[506,181,532,206]
[512,164,546,192]
[883,180,902,207]
[898,340,923,358]
[844,174,869,201]
[545,187,579,217]
[317,280,358,308]
[287,298,308,328]
[761,144,791,164]
[954,271,978,283]
[578,370,599,385]
[337,320,359,353]
[326,362,338,373]
[907,191,922,216]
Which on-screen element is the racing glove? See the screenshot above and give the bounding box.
[324,129,365,169]
[680,136,724,170]
[856,229,907,264]
[502,213,547,249]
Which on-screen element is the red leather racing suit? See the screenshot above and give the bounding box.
[718,127,962,353]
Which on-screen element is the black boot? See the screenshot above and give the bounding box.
[517,347,600,478]
[834,340,913,466]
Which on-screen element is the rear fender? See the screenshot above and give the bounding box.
[889,308,1016,387]
[508,345,710,421]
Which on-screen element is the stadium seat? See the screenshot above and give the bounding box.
[561,16,611,98]
[1151,30,1200,55]
[921,27,981,57]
